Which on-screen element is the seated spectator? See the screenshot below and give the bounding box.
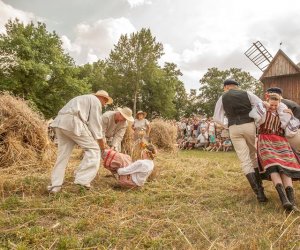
[210,135,222,152]
[195,128,209,150]
[222,137,232,152]
[206,133,216,151]
[186,134,197,150]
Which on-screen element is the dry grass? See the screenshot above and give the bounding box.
[0,150,299,249]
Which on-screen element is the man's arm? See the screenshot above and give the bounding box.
[213,96,226,126]
[111,123,127,149]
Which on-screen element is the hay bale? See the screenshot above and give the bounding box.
[0,92,55,170]
[149,119,177,151]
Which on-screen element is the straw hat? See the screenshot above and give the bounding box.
[94,90,113,104]
[117,107,134,122]
[136,110,147,118]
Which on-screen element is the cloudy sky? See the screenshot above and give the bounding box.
[1,0,300,91]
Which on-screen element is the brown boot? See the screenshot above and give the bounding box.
[275,184,293,211]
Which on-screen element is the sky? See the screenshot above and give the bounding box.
[1,0,300,91]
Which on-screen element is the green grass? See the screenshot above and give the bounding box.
[0,150,299,249]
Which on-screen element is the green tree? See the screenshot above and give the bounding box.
[76,60,107,92]
[0,19,90,118]
[198,67,263,117]
[141,63,183,119]
[107,28,163,115]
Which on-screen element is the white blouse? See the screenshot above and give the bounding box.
[117,159,154,186]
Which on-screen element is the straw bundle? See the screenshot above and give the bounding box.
[121,123,134,155]
[0,92,55,170]
[149,118,177,151]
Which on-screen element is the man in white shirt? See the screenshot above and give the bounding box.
[48,90,113,193]
[101,107,134,152]
[195,128,209,149]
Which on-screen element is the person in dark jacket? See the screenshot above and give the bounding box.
[213,79,267,202]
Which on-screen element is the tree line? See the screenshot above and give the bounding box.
[0,19,262,120]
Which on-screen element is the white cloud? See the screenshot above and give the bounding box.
[61,35,81,54]
[127,0,152,8]
[0,0,36,33]
[62,17,136,64]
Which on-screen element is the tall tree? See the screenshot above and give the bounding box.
[0,19,90,118]
[107,28,163,115]
[198,68,263,117]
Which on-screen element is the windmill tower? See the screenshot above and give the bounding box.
[244,41,273,71]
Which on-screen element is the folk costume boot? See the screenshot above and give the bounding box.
[285,186,300,212]
[275,184,293,211]
[254,168,268,202]
[285,186,295,206]
[246,173,268,202]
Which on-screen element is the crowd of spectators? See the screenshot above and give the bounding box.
[176,116,233,152]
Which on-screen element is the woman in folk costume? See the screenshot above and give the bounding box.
[117,143,157,188]
[102,143,157,188]
[132,111,151,140]
[250,93,300,211]
[102,149,133,175]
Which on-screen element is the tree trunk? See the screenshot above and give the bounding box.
[133,91,138,117]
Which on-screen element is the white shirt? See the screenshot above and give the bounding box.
[213,91,262,127]
[101,111,128,149]
[133,118,150,130]
[117,159,154,186]
[51,94,103,139]
[197,132,208,143]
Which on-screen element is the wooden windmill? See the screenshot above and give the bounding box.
[244,41,273,71]
[245,41,300,104]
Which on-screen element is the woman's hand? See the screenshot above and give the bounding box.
[283,109,293,116]
[263,101,270,110]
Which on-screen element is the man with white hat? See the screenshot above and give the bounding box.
[48,90,113,193]
[101,107,134,152]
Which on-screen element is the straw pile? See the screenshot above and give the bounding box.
[0,92,55,170]
[121,123,134,155]
[149,118,177,151]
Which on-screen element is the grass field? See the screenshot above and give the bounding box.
[0,150,299,249]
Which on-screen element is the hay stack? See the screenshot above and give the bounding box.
[149,119,177,151]
[0,92,55,170]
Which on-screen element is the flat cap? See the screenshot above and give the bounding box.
[266,87,283,95]
[223,79,239,86]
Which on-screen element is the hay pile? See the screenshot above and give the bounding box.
[0,93,55,171]
[149,118,177,151]
[121,123,134,155]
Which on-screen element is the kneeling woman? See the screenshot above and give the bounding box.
[102,144,157,188]
[251,93,300,211]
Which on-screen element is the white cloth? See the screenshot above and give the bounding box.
[213,91,262,127]
[101,111,128,151]
[49,94,103,188]
[51,128,100,187]
[51,94,103,140]
[117,159,154,186]
[197,132,208,143]
[133,118,150,130]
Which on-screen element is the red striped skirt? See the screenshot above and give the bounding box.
[257,134,300,180]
